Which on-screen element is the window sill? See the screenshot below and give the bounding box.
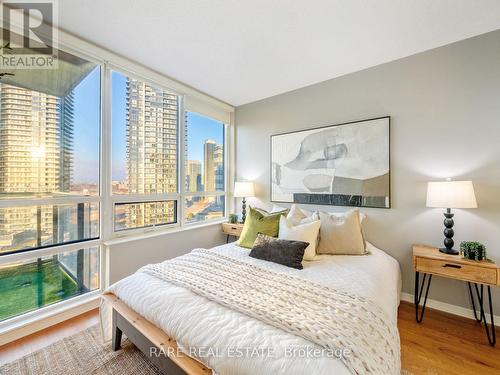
[103,218,228,247]
[0,290,101,346]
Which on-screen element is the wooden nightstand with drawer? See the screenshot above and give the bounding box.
[413,244,499,346]
[221,223,244,243]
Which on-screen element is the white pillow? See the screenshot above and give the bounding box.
[278,216,321,261]
[286,204,317,225]
[284,205,366,224]
[317,209,366,255]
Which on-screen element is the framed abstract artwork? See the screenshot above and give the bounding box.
[271,116,390,208]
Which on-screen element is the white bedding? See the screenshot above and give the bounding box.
[101,242,401,375]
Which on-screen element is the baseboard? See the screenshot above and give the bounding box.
[401,292,500,322]
[0,293,100,346]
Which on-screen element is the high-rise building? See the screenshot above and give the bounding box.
[201,140,224,211]
[125,79,178,228]
[214,144,224,192]
[203,139,216,192]
[186,160,202,192]
[0,83,74,250]
[59,94,75,192]
[202,140,223,193]
[214,144,224,205]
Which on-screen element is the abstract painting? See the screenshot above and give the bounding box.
[271,117,390,208]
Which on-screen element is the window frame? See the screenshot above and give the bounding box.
[0,23,234,329]
[0,198,101,257]
[112,199,178,232]
[108,68,230,239]
[108,66,183,238]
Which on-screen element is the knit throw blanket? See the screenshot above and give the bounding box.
[141,249,400,375]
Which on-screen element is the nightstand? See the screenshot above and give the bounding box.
[221,223,244,243]
[413,244,499,346]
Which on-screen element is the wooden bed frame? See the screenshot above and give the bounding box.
[102,293,211,375]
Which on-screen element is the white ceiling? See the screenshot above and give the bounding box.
[59,0,500,106]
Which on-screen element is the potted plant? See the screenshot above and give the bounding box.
[460,241,486,261]
[229,213,238,224]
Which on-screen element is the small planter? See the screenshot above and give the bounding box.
[229,214,239,224]
[460,241,486,261]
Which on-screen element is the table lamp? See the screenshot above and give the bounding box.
[426,180,477,254]
[234,182,255,223]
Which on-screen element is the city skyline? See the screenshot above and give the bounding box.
[111,72,224,183]
[0,70,226,194]
[4,68,226,187]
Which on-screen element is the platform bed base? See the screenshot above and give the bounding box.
[103,293,211,375]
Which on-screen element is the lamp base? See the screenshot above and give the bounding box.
[241,197,247,224]
[441,208,458,255]
[439,247,459,255]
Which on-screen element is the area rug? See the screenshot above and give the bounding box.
[0,324,161,375]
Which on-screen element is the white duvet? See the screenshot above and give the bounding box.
[101,242,401,375]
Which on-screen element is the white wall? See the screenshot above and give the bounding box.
[235,30,500,311]
[106,224,225,284]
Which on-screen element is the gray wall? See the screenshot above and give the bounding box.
[107,224,225,284]
[235,30,500,312]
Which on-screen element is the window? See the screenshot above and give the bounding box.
[114,200,177,231]
[0,42,101,321]
[111,71,179,231]
[184,112,226,223]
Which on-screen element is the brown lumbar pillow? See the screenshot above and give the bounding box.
[249,233,309,269]
[316,209,366,255]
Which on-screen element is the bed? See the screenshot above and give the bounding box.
[101,241,402,375]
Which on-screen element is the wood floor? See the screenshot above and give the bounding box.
[0,302,499,374]
[398,301,500,375]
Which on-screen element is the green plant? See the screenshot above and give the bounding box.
[460,241,486,261]
[229,213,238,224]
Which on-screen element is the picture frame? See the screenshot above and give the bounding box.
[270,116,390,209]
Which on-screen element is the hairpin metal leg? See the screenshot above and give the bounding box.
[467,282,482,322]
[226,234,230,243]
[468,282,496,346]
[485,286,497,346]
[415,271,432,323]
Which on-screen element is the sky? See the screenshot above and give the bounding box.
[185,111,224,162]
[70,69,224,183]
[72,66,100,185]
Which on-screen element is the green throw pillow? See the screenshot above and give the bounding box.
[236,206,288,248]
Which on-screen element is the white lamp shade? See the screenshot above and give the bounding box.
[234,182,255,198]
[426,181,477,209]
